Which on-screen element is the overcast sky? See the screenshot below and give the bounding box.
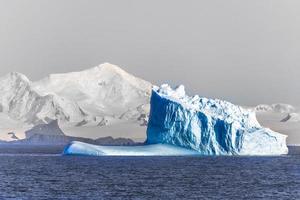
[0,0,299,106]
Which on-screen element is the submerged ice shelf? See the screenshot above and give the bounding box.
[63,84,288,156]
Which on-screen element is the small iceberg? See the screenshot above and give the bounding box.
[63,84,288,156]
[63,141,198,156]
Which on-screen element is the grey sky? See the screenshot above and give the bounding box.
[0,0,299,106]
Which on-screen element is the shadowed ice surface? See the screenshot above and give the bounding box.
[0,147,299,199]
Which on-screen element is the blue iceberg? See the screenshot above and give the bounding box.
[146,84,288,155]
[63,141,198,156]
[63,84,288,156]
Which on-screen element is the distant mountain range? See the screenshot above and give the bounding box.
[0,120,137,146]
[0,63,151,142]
[0,63,299,145]
[0,63,151,125]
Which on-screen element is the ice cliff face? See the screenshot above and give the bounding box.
[146,84,288,155]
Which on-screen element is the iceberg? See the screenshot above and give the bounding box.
[63,84,288,156]
[146,84,288,155]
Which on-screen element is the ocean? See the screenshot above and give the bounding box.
[0,146,299,199]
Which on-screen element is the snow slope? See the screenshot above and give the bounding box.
[255,105,300,145]
[0,72,87,125]
[280,113,300,122]
[0,113,27,141]
[32,63,151,119]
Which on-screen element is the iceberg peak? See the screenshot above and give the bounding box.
[157,84,186,100]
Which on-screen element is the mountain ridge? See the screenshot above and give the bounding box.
[0,63,298,145]
[0,63,152,142]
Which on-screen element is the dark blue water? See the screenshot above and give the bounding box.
[0,147,299,199]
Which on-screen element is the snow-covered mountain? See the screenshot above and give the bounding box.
[254,103,295,113]
[254,103,300,145]
[0,63,152,142]
[32,63,151,119]
[0,72,87,125]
